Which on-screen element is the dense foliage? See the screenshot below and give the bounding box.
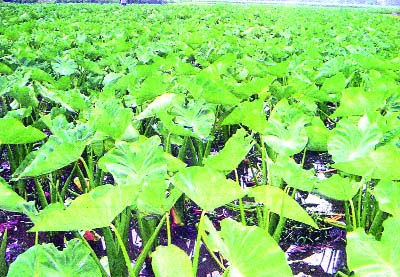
[0,3,400,276]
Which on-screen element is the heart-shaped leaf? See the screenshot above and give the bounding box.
[374,180,400,216]
[172,166,245,211]
[314,175,363,201]
[328,115,382,163]
[0,117,46,145]
[203,219,292,277]
[347,216,400,277]
[30,185,138,231]
[7,239,101,277]
[151,245,193,277]
[249,186,318,228]
[203,128,254,172]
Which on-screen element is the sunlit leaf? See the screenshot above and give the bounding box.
[151,245,193,277]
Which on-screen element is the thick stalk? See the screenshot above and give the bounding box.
[132,214,166,276]
[110,224,135,277]
[349,199,357,230]
[273,216,287,242]
[361,185,370,228]
[75,231,108,277]
[166,212,171,245]
[344,201,352,231]
[79,157,94,191]
[34,178,48,208]
[178,136,189,161]
[369,210,386,237]
[60,162,77,200]
[192,211,206,276]
[0,229,8,277]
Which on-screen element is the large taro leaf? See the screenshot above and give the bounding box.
[332,87,387,117]
[347,217,400,277]
[7,239,101,277]
[333,145,400,180]
[270,157,318,192]
[167,98,216,140]
[12,119,92,179]
[262,99,310,157]
[98,136,167,187]
[305,117,330,151]
[136,93,177,120]
[151,245,193,277]
[51,57,78,76]
[137,181,182,216]
[222,99,268,134]
[0,177,36,214]
[172,166,245,211]
[0,117,46,144]
[203,128,254,173]
[249,186,318,228]
[314,175,363,201]
[90,95,134,140]
[328,115,382,163]
[204,218,292,277]
[30,185,138,231]
[373,180,400,216]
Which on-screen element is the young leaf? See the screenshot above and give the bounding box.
[249,186,318,228]
[203,128,254,172]
[172,166,245,211]
[7,239,102,277]
[151,245,193,277]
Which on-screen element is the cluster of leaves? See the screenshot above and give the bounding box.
[0,3,400,277]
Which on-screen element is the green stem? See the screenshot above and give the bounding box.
[349,199,357,230]
[75,231,108,277]
[79,157,94,191]
[369,210,386,237]
[0,229,7,277]
[132,214,166,276]
[178,136,189,161]
[361,185,370,228]
[260,141,267,185]
[344,201,352,231]
[166,212,171,245]
[110,224,135,277]
[188,137,198,166]
[192,211,206,276]
[256,206,264,228]
[34,178,48,208]
[61,163,77,200]
[273,216,287,242]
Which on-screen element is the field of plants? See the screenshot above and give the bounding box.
[0,3,400,277]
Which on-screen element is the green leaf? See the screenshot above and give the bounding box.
[90,95,134,140]
[51,58,78,76]
[151,245,193,277]
[332,87,387,117]
[204,219,292,277]
[30,185,138,231]
[305,117,330,151]
[203,129,254,172]
[333,145,400,180]
[314,175,362,201]
[374,180,400,216]
[98,136,167,187]
[263,99,310,157]
[172,166,245,211]
[347,217,400,277]
[0,177,35,214]
[222,99,268,134]
[136,93,176,120]
[270,157,318,192]
[7,239,102,277]
[0,117,46,145]
[249,186,318,228]
[161,99,216,140]
[328,115,382,163]
[12,118,91,180]
[0,62,12,75]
